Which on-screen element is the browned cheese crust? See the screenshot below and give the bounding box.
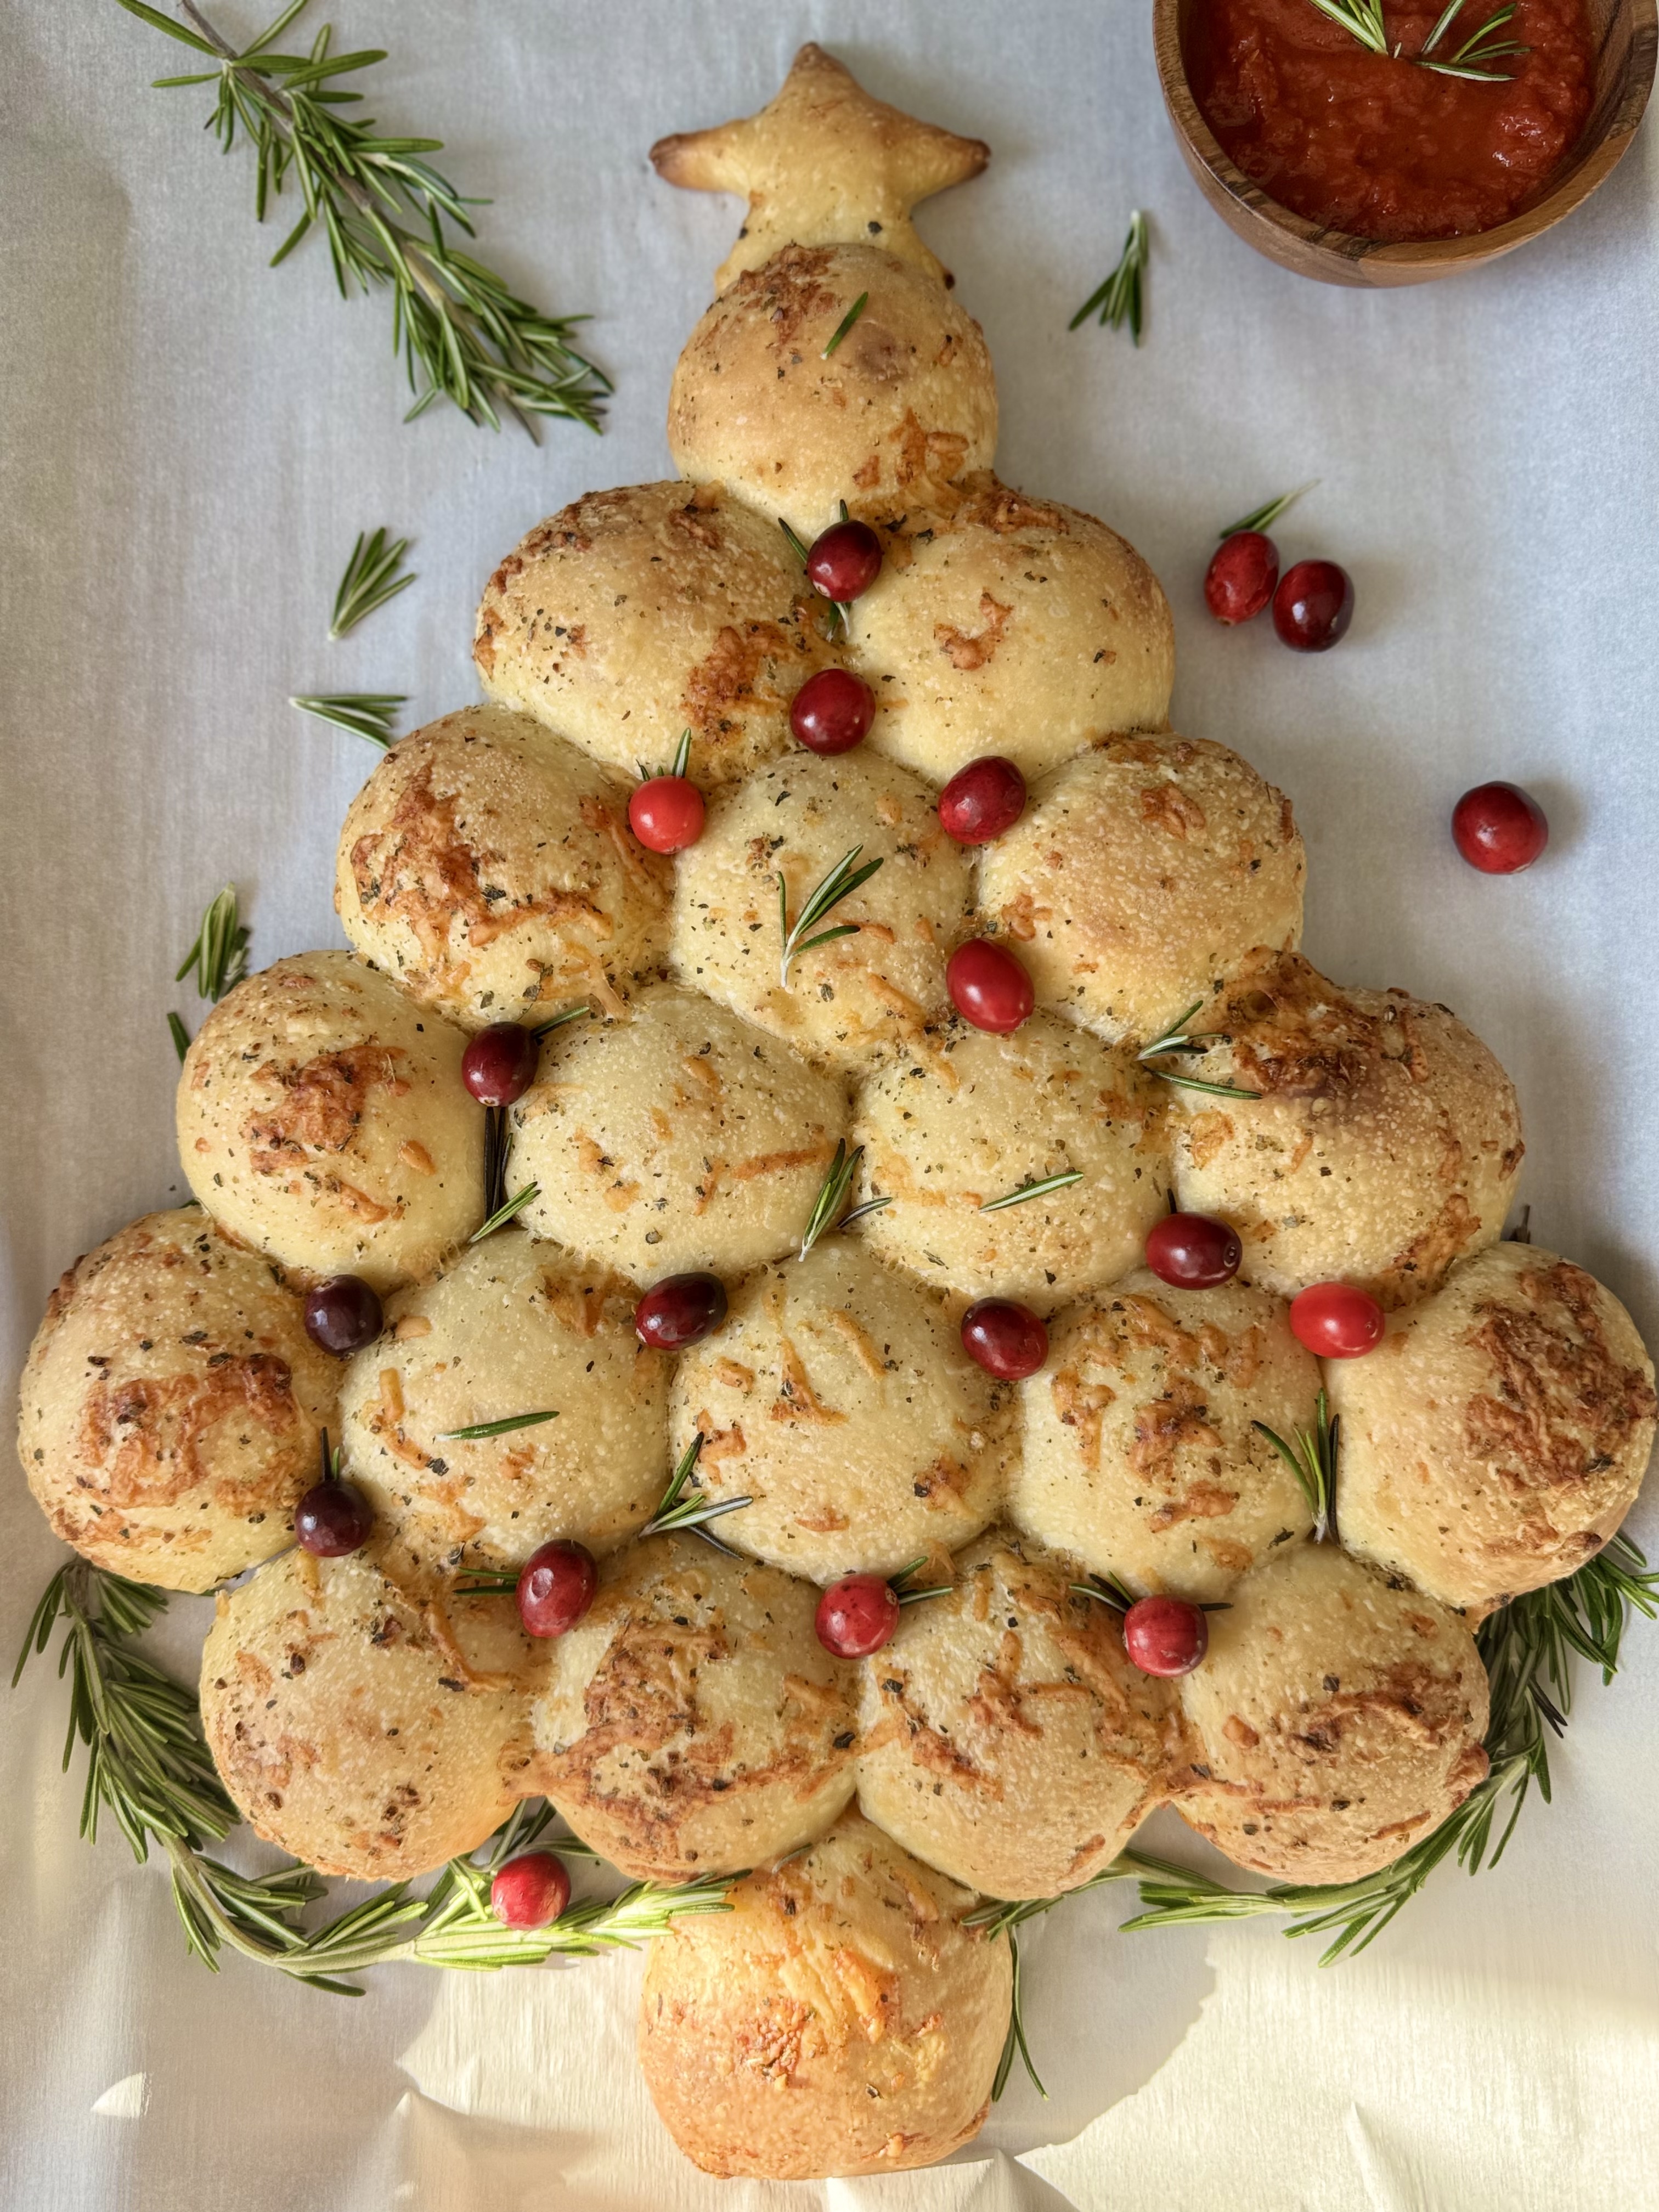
[18,1208,337,1590]
[637,1811,1010,2179]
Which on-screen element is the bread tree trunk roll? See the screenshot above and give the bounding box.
[529,1533,857,1881]
[338,1231,667,1588]
[854,1528,1182,1898]
[1010,1269,1318,1601]
[335,702,672,1029]
[1173,1541,1491,1884]
[176,951,484,1292]
[1166,950,1525,1307]
[1327,1242,1658,1609]
[637,1810,1011,2180]
[200,1547,537,1881]
[18,1207,338,1592]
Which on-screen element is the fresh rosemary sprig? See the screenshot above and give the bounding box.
[778,516,850,638]
[798,1141,882,1258]
[821,291,869,359]
[888,1557,953,1608]
[1417,0,1527,78]
[980,1170,1084,1214]
[1138,1001,1261,1102]
[1122,1533,1659,1964]
[778,847,884,988]
[176,884,251,1002]
[533,1005,591,1039]
[1069,211,1148,345]
[168,1012,193,1064]
[642,1433,752,1540]
[1306,0,1390,54]
[114,1,608,435]
[1218,483,1317,540]
[330,527,415,636]
[1253,1390,1338,1542]
[966,1860,1144,2097]
[290,691,404,745]
[470,1181,538,1242]
[439,1410,560,1442]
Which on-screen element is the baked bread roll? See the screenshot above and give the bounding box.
[672,749,972,1072]
[335,702,671,1028]
[530,1533,856,1880]
[200,1547,534,1880]
[977,735,1306,1046]
[1175,1541,1490,1883]
[18,1207,336,1591]
[177,952,483,1290]
[853,478,1173,783]
[1167,950,1524,1306]
[474,483,836,786]
[850,1011,1170,1308]
[1328,1243,1658,1609]
[669,1241,1009,1583]
[668,243,996,533]
[1009,1269,1319,1601]
[854,1528,1180,1897]
[637,1810,1010,2180]
[507,984,847,1282]
[338,1231,664,1585]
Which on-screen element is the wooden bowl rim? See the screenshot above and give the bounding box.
[1153,0,1658,273]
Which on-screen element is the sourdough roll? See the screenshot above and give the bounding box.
[1328,1243,1657,1609]
[672,749,972,1072]
[977,735,1306,1045]
[1175,1542,1490,1884]
[338,1232,665,1585]
[850,1011,1170,1308]
[18,1208,337,1591]
[1168,951,1524,1306]
[638,1810,1010,2180]
[668,243,997,533]
[473,483,836,785]
[335,703,671,1029]
[853,478,1173,783]
[509,985,847,1281]
[177,952,483,1290]
[530,1534,856,1880]
[855,1528,1180,1897]
[200,1547,535,1880]
[669,1240,1009,1583]
[1009,1270,1318,1600]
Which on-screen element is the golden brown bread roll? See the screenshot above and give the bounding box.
[637,1810,1010,2179]
[18,1207,337,1591]
[1328,1242,1657,1608]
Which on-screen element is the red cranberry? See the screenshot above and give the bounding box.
[946,939,1034,1034]
[634,1272,728,1350]
[1272,560,1354,652]
[815,1573,901,1658]
[295,1479,375,1557]
[517,1541,598,1639]
[961,1299,1049,1380]
[1289,1280,1385,1359]
[1205,531,1279,625]
[938,756,1027,845]
[1122,1595,1209,1677]
[1452,782,1549,874]
[805,519,882,603]
[302,1274,383,1356]
[628,775,704,854]
[490,1850,571,1929]
[791,667,874,755]
[1146,1212,1242,1290]
[461,1023,541,1107]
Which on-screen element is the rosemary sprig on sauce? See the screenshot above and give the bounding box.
[1417,0,1527,79]
[1254,1390,1338,1542]
[778,846,884,988]
[439,1409,559,1442]
[1306,0,1390,54]
[980,1169,1084,1214]
[470,1181,538,1241]
[642,1433,752,1540]
[114,0,608,434]
[330,527,415,636]
[821,291,868,358]
[1218,482,1318,540]
[1137,1001,1261,1101]
[1069,211,1148,345]
[290,691,404,746]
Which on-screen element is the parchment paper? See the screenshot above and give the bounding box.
[2,3,1656,2207]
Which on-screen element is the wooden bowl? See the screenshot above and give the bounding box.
[1153,0,1657,286]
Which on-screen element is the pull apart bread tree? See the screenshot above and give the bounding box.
[18,45,1657,2185]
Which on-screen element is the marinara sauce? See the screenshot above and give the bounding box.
[1187,0,1595,240]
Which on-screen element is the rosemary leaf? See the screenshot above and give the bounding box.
[1304,0,1390,54]
[470,1181,538,1241]
[1068,211,1148,343]
[778,847,884,988]
[330,527,415,636]
[1138,1001,1261,1102]
[290,691,404,746]
[980,1170,1084,1214]
[1218,482,1318,540]
[168,1012,193,1064]
[1254,1391,1338,1542]
[800,1140,863,1259]
[533,1005,591,1039]
[439,1409,559,1442]
[821,291,869,358]
[643,1432,753,1538]
[1417,0,1528,76]
[778,516,850,637]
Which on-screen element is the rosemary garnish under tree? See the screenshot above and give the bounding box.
[330,527,415,636]
[1070,211,1149,345]
[169,884,251,1062]
[290,690,404,746]
[115,1,609,433]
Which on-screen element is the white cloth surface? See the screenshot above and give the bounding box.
[2,1,1656,2206]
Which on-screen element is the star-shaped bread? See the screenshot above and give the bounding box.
[651,43,990,292]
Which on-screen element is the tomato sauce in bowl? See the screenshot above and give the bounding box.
[1187,0,1596,240]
